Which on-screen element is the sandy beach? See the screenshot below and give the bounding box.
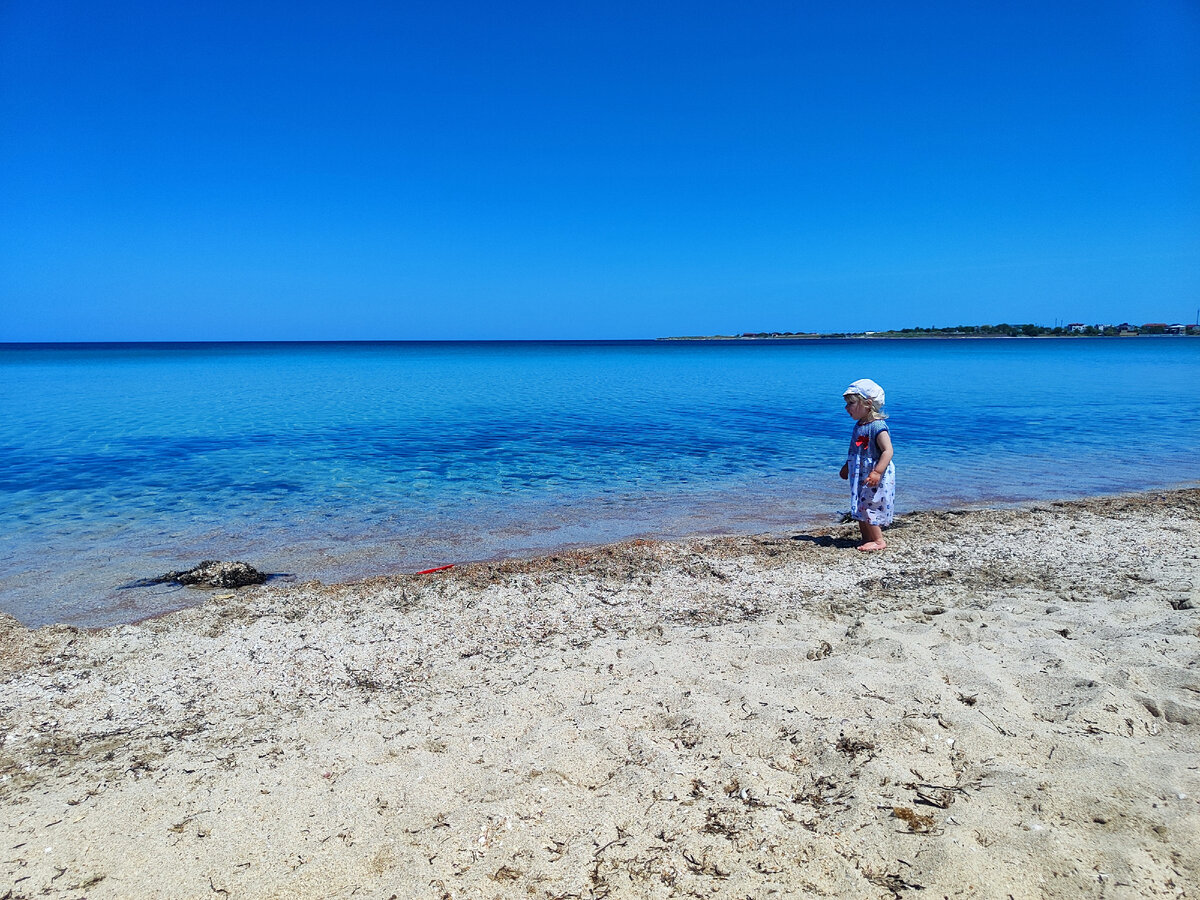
[1,489,1197,899]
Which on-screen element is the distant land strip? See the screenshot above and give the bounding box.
[659,321,1199,340]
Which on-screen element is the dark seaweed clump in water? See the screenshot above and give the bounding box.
[123,561,268,590]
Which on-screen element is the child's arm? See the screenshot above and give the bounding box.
[839,461,848,480]
[866,430,893,487]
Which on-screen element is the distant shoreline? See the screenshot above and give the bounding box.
[656,332,1194,341]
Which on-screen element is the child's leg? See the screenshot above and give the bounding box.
[856,520,887,552]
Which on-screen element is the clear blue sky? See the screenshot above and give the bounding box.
[2,1,1197,340]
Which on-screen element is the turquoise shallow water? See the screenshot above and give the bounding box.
[1,338,1195,626]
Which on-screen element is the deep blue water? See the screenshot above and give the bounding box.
[1,338,1195,627]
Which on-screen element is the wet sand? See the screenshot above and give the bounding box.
[1,490,1198,898]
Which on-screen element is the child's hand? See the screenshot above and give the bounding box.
[866,470,882,487]
[839,463,848,480]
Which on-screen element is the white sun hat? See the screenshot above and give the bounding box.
[844,378,885,406]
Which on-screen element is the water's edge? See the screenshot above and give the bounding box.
[83,480,1197,634]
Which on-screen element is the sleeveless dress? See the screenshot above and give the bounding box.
[847,419,895,526]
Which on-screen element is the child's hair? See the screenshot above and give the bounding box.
[844,391,888,421]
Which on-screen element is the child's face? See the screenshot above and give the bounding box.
[844,395,871,421]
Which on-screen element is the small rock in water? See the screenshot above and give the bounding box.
[161,560,268,588]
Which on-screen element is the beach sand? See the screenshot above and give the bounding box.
[1,490,1198,899]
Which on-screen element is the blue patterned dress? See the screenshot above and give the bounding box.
[847,419,895,526]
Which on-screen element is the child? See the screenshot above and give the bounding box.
[838,378,894,551]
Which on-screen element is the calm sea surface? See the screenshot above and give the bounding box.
[1,338,1195,627]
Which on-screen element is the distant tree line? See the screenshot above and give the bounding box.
[725,322,1194,339]
[868,322,1190,337]
[897,323,1058,336]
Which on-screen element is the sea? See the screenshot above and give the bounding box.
[1,338,1196,627]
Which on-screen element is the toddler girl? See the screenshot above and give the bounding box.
[838,378,894,551]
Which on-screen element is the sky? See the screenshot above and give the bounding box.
[1,1,1198,340]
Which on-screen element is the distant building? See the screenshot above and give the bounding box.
[1142,323,1167,334]
[1066,322,1087,333]
[1166,324,1187,335]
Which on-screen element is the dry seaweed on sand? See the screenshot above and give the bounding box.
[892,806,936,833]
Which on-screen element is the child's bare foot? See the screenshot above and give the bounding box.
[856,539,887,552]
